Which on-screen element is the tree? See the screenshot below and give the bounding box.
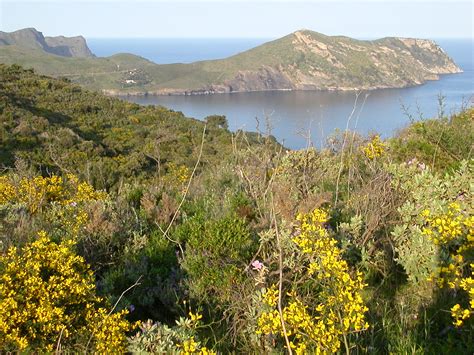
[205,115,228,130]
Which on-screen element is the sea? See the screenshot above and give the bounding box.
[87,38,474,149]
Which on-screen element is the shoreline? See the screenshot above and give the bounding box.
[101,71,464,97]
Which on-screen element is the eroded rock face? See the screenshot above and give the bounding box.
[219,66,295,92]
[395,38,462,75]
[44,36,94,58]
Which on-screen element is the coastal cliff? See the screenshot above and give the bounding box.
[0,28,462,95]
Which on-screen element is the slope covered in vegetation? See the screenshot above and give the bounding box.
[0,28,461,95]
[0,64,269,190]
[0,65,473,353]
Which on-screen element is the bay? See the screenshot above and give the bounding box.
[88,38,474,149]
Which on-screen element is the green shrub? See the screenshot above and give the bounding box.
[178,214,256,303]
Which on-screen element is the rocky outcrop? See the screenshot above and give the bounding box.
[219,66,295,92]
[0,28,94,58]
[395,38,462,75]
[44,35,94,58]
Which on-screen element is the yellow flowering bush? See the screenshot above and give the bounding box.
[163,162,190,191]
[256,209,368,354]
[0,176,16,205]
[87,307,133,353]
[0,174,106,213]
[421,203,474,327]
[178,337,216,355]
[390,161,471,287]
[176,312,216,354]
[0,174,107,243]
[362,135,386,160]
[0,231,133,352]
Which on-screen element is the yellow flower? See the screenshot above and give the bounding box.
[422,204,473,327]
[189,311,203,323]
[0,174,107,239]
[256,209,368,353]
[0,231,133,351]
[361,135,386,160]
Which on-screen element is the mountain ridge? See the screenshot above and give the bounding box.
[0,28,462,95]
[0,28,94,58]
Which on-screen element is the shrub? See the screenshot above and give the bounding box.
[0,173,108,253]
[391,160,473,291]
[255,209,369,354]
[0,231,133,352]
[422,202,473,327]
[179,214,256,304]
[389,108,474,172]
[128,312,215,354]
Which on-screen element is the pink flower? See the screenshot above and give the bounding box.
[251,260,264,271]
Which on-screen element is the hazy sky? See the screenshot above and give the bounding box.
[1,0,472,39]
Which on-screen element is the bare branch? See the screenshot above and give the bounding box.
[161,124,207,255]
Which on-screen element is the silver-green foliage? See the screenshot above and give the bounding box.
[390,160,473,286]
[128,317,199,354]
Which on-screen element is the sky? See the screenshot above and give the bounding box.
[0,0,472,39]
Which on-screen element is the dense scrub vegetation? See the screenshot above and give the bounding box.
[0,64,473,353]
[0,64,269,190]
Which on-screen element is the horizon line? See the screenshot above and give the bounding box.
[85,36,474,40]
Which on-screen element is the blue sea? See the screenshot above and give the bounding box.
[87,38,474,149]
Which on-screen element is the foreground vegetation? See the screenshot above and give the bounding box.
[0,64,473,353]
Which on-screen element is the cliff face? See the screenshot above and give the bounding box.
[210,66,295,93]
[190,30,462,95]
[44,35,94,58]
[0,28,94,58]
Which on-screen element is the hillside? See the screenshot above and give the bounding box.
[0,28,461,95]
[1,63,473,353]
[0,28,94,58]
[0,64,273,190]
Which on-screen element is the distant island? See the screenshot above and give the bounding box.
[0,28,462,96]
